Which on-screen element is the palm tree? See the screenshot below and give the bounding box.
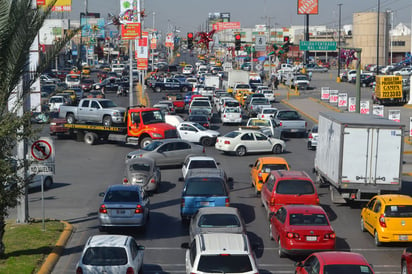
[0,0,78,257]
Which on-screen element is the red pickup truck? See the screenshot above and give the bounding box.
[164,93,185,113]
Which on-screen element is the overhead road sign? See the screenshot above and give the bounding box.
[299,41,336,51]
[254,36,266,52]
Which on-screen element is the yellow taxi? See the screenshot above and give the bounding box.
[62,89,77,103]
[360,194,412,246]
[249,157,290,195]
[82,66,91,75]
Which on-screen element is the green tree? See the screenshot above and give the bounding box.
[0,0,78,257]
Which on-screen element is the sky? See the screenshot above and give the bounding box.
[68,0,412,35]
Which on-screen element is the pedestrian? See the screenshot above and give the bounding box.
[274,76,279,90]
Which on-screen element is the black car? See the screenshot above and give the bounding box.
[360,74,375,87]
[188,114,210,128]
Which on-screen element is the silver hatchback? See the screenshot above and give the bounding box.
[98,184,150,232]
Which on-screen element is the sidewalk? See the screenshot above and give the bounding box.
[277,88,412,176]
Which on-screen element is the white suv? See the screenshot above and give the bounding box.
[183,233,259,274]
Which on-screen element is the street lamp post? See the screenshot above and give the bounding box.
[376,0,380,75]
[337,3,342,82]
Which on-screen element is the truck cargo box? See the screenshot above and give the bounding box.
[314,112,404,202]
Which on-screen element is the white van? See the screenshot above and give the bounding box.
[111,63,126,76]
[65,74,81,88]
[165,114,184,127]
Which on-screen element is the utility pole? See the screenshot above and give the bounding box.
[376,0,380,75]
[337,3,342,82]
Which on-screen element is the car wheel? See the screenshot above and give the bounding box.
[236,146,246,156]
[102,116,112,127]
[201,137,212,146]
[401,260,408,274]
[43,177,53,190]
[66,113,75,124]
[269,223,274,241]
[360,217,366,232]
[272,144,282,154]
[140,137,152,148]
[374,231,382,246]
[181,86,188,92]
[84,132,98,145]
[278,238,285,258]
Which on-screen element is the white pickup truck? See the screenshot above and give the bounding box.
[58,98,126,126]
[272,109,307,137]
[245,118,281,138]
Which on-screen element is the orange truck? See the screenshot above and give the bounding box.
[50,106,177,147]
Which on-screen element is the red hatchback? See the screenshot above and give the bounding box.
[261,170,319,219]
[402,246,412,274]
[295,251,374,274]
[270,205,335,257]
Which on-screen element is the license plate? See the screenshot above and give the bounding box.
[306,236,317,241]
[116,210,126,215]
[399,235,408,241]
[200,201,209,206]
[291,129,298,132]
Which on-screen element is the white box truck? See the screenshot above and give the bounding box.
[226,70,250,93]
[314,112,404,203]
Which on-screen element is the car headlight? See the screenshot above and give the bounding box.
[152,133,163,138]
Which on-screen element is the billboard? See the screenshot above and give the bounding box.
[297,0,318,15]
[212,22,240,31]
[38,0,72,12]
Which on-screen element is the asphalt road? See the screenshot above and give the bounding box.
[8,68,408,274]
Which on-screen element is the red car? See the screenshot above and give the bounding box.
[270,205,335,257]
[295,251,374,274]
[402,246,412,274]
[261,170,319,219]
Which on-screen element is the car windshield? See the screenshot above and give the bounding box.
[289,213,328,226]
[189,160,217,169]
[197,255,252,273]
[130,163,151,172]
[236,84,250,89]
[251,99,270,104]
[261,164,288,172]
[276,111,300,120]
[323,265,373,274]
[142,141,163,151]
[263,109,277,114]
[189,116,207,122]
[192,101,211,107]
[276,180,314,195]
[104,189,140,203]
[192,123,207,131]
[82,247,127,266]
[141,110,164,124]
[384,205,412,217]
[185,179,226,196]
[296,76,308,80]
[100,100,118,108]
[198,214,240,228]
[224,131,241,138]
[225,108,240,113]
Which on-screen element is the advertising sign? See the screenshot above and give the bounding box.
[329,90,338,104]
[150,37,157,50]
[348,97,356,112]
[337,93,347,107]
[388,110,401,122]
[40,0,71,12]
[121,23,141,40]
[119,0,136,24]
[297,0,318,15]
[136,33,149,70]
[212,22,241,31]
[372,105,384,117]
[165,33,174,48]
[320,87,330,100]
[375,75,403,99]
[360,100,370,115]
[410,117,412,137]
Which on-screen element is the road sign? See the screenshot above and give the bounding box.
[31,137,54,161]
[254,35,266,51]
[299,41,337,51]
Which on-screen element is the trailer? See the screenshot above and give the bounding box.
[314,112,404,203]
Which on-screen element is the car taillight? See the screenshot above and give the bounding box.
[279,121,283,127]
[181,198,185,208]
[224,140,230,144]
[99,205,107,214]
[305,121,307,127]
[286,232,299,239]
[324,233,336,239]
[258,172,263,181]
[225,198,230,207]
[150,178,156,184]
[308,133,313,139]
[135,204,143,214]
[269,197,276,206]
[126,267,134,274]
[379,214,387,227]
[223,114,226,118]
[316,197,320,205]
[76,267,83,274]
[123,178,128,184]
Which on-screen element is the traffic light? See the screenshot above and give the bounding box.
[187,32,194,49]
[283,36,289,43]
[282,36,290,53]
[235,34,241,51]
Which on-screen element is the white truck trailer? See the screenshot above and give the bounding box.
[314,112,404,203]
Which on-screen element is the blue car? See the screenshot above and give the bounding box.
[180,169,230,222]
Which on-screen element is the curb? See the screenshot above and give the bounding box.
[38,221,73,274]
[280,99,318,124]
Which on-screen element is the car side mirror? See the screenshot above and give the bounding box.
[99,192,105,197]
[181,242,189,249]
